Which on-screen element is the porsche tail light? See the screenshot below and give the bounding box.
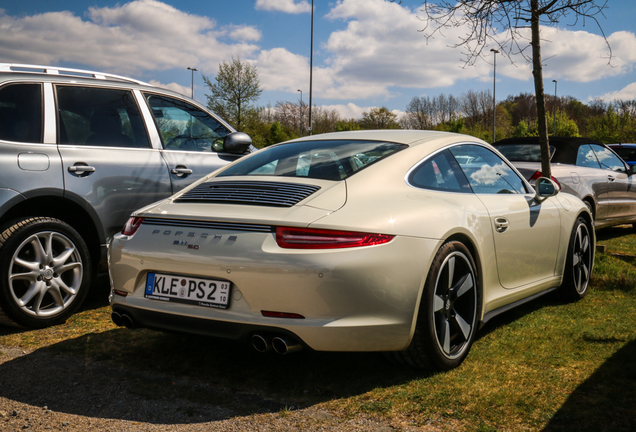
[275,227,394,249]
[529,171,561,190]
[121,217,144,236]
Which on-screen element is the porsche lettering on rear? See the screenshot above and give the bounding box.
[152,229,209,238]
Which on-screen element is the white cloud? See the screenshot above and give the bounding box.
[320,103,370,119]
[253,0,635,103]
[256,48,311,92]
[523,27,636,82]
[255,0,311,14]
[228,25,262,42]
[319,0,491,99]
[148,80,190,97]
[1,0,634,108]
[596,82,636,101]
[0,0,259,76]
[314,0,636,99]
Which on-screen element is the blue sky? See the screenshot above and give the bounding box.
[1,0,635,120]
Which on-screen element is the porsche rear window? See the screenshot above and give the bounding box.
[217,140,407,181]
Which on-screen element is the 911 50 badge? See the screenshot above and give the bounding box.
[172,240,200,249]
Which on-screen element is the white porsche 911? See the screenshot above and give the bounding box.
[108,130,594,370]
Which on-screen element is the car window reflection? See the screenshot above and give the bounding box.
[450,144,527,194]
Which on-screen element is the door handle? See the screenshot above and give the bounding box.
[494,217,509,233]
[171,166,193,177]
[608,175,616,182]
[68,164,96,175]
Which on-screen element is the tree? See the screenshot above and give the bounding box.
[274,101,304,136]
[203,57,263,132]
[336,119,362,131]
[419,0,610,178]
[360,107,401,130]
[401,96,435,130]
[311,106,343,134]
[587,104,636,143]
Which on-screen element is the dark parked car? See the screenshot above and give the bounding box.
[0,63,252,328]
[608,143,636,167]
[493,136,636,229]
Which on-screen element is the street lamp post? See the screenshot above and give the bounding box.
[552,80,558,135]
[490,49,499,143]
[187,67,198,99]
[298,89,303,136]
[308,0,314,135]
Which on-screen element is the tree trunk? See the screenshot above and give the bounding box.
[530,0,551,179]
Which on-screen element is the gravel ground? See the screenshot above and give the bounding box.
[0,345,443,432]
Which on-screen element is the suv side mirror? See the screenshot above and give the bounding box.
[223,132,252,154]
[535,177,559,201]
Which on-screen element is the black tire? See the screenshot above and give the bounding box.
[583,200,594,220]
[393,241,480,371]
[559,216,593,302]
[0,217,91,328]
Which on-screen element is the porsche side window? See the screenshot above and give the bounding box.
[0,83,42,143]
[409,150,471,193]
[451,144,527,194]
[145,94,230,153]
[576,144,601,169]
[590,144,626,172]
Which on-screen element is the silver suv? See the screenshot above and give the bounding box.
[0,63,252,328]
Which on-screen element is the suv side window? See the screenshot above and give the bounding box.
[0,83,42,143]
[145,94,231,152]
[56,86,150,148]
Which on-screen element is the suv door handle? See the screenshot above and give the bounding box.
[68,164,96,174]
[494,217,509,233]
[608,175,616,182]
[171,166,193,177]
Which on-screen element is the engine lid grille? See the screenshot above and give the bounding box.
[142,217,273,233]
[175,181,321,207]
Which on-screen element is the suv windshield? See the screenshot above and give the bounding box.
[217,140,407,181]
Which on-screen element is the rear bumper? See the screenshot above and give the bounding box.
[109,231,442,352]
[111,303,303,345]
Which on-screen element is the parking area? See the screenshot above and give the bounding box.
[1,226,635,431]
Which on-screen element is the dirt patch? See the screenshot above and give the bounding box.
[0,343,436,431]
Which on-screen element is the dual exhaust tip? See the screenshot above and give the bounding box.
[112,312,302,355]
[252,334,303,355]
[110,312,303,354]
[111,311,135,329]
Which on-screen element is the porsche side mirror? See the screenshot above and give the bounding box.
[535,177,559,201]
[223,132,252,154]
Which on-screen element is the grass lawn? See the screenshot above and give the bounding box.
[1,226,635,431]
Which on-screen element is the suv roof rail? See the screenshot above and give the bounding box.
[0,63,153,86]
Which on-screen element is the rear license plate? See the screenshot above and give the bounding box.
[145,272,231,309]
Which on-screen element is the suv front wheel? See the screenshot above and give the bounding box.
[0,217,91,328]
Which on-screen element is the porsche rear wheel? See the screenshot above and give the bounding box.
[559,216,593,302]
[393,241,479,370]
